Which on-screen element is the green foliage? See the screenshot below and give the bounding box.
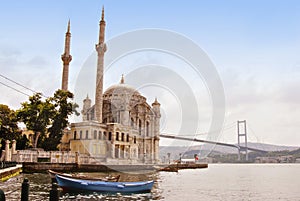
[16,135,30,150]
[17,93,55,148]
[0,104,28,151]
[43,90,75,151]
[17,90,78,150]
[0,104,19,139]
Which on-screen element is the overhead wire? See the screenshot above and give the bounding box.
[0,81,31,97]
[0,73,48,98]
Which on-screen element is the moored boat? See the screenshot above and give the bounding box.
[55,174,154,193]
[48,170,120,182]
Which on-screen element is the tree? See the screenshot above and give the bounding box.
[43,90,77,151]
[17,93,55,148]
[16,134,30,150]
[17,90,78,150]
[0,104,25,153]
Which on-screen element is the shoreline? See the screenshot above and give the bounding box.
[22,162,208,173]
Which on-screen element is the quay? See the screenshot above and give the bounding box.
[0,164,22,182]
[22,162,208,173]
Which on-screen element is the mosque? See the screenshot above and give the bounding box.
[60,8,161,164]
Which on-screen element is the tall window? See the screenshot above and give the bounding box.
[139,119,142,135]
[94,130,97,139]
[116,132,119,141]
[98,131,102,140]
[146,121,149,137]
[126,134,129,142]
[134,136,136,144]
[121,133,125,141]
[74,131,77,140]
[108,132,112,141]
[86,130,89,139]
[131,118,134,127]
[80,131,82,139]
[103,131,107,140]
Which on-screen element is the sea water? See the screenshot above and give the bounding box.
[0,164,299,200]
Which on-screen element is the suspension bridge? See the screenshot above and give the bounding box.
[160,120,267,161]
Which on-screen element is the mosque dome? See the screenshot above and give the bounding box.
[104,83,140,97]
[103,75,145,102]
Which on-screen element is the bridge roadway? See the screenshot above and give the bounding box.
[160,134,268,153]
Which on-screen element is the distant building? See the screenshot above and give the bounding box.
[60,8,161,164]
[255,155,294,163]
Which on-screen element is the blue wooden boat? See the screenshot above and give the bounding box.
[55,174,154,193]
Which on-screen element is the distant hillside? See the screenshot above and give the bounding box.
[239,142,299,152]
[159,143,299,159]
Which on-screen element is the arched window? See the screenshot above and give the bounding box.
[121,133,125,141]
[74,131,77,140]
[108,132,112,141]
[131,118,134,127]
[126,134,129,142]
[116,132,119,141]
[146,121,149,137]
[139,119,142,135]
[94,130,97,139]
[103,131,107,140]
[98,131,102,140]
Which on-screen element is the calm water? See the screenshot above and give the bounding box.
[1,164,300,200]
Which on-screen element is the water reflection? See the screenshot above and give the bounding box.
[0,171,162,200]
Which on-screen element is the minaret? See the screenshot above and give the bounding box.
[82,94,92,121]
[152,98,161,132]
[61,20,72,91]
[95,6,107,123]
[152,98,161,162]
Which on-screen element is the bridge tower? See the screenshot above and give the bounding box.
[237,120,248,161]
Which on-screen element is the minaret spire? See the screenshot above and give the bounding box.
[98,6,106,44]
[101,6,105,21]
[67,19,70,33]
[95,6,107,123]
[61,20,72,91]
[120,74,125,84]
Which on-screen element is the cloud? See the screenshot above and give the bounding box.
[0,45,60,108]
[275,75,300,106]
[218,65,300,146]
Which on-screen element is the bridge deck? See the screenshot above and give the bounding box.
[160,134,267,153]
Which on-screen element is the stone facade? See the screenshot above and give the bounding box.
[60,8,161,164]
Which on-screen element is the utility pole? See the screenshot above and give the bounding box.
[237,120,248,161]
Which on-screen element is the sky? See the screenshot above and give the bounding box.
[0,1,300,147]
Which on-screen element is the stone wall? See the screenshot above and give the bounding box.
[11,150,92,164]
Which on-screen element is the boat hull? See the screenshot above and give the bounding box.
[48,170,120,182]
[55,175,154,193]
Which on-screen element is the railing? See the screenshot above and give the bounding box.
[11,150,92,164]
